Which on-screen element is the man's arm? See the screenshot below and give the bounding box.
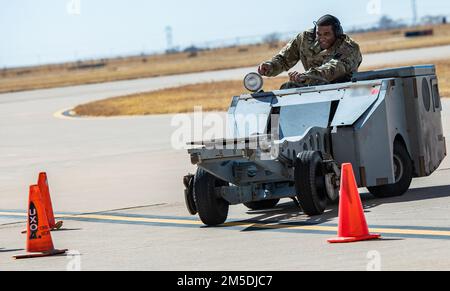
[301,43,362,84]
[259,33,303,77]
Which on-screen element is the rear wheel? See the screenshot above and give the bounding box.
[295,151,328,216]
[193,168,229,226]
[244,199,280,211]
[367,142,413,198]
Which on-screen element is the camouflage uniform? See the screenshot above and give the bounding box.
[263,28,363,87]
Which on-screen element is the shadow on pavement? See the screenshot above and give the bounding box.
[232,184,450,232]
[52,228,83,232]
[0,248,24,253]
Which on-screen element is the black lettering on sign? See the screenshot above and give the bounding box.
[29,202,39,240]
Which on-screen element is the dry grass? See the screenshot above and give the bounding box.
[2,24,450,94]
[74,78,286,116]
[352,24,450,54]
[74,59,450,117]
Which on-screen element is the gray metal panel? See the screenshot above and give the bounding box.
[353,82,397,187]
[332,81,401,187]
[331,84,381,127]
[403,76,446,176]
[332,127,361,184]
[270,79,381,96]
[273,90,343,139]
[278,127,330,162]
[278,102,331,139]
[274,90,343,106]
[352,65,436,82]
[227,96,273,139]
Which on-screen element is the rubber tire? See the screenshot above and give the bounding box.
[183,174,197,215]
[295,151,328,216]
[244,199,280,211]
[367,142,413,198]
[193,168,229,226]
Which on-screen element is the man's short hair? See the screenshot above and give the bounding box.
[315,14,344,37]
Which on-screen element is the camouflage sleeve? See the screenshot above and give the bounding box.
[264,33,303,77]
[303,43,363,83]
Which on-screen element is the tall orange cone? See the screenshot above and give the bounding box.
[38,172,63,231]
[14,185,67,260]
[328,163,381,243]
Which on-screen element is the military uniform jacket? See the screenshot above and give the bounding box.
[265,29,363,83]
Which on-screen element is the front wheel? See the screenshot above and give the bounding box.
[295,151,328,216]
[367,142,413,198]
[193,168,229,226]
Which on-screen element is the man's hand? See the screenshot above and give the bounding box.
[258,63,273,76]
[288,71,303,82]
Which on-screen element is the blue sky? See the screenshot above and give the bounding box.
[1,0,450,68]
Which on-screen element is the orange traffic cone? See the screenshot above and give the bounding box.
[38,172,63,231]
[20,172,63,234]
[328,163,381,244]
[14,185,67,259]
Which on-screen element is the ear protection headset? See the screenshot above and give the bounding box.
[313,15,344,38]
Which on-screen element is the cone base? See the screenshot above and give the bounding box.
[328,234,381,244]
[13,249,68,260]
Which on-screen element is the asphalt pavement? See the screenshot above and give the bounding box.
[0,45,449,271]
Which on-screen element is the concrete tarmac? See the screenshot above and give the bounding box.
[0,45,449,270]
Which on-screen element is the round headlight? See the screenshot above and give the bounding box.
[244,73,264,93]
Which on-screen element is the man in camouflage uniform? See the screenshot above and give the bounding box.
[258,15,363,89]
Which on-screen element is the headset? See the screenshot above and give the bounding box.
[313,15,344,38]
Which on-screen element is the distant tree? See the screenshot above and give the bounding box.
[263,32,281,48]
[183,46,199,54]
[165,47,180,54]
[184,46,202,58]
[377,15,408,30]
[378,15,397,29]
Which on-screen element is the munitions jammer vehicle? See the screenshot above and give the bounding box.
[183,65,446,226]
